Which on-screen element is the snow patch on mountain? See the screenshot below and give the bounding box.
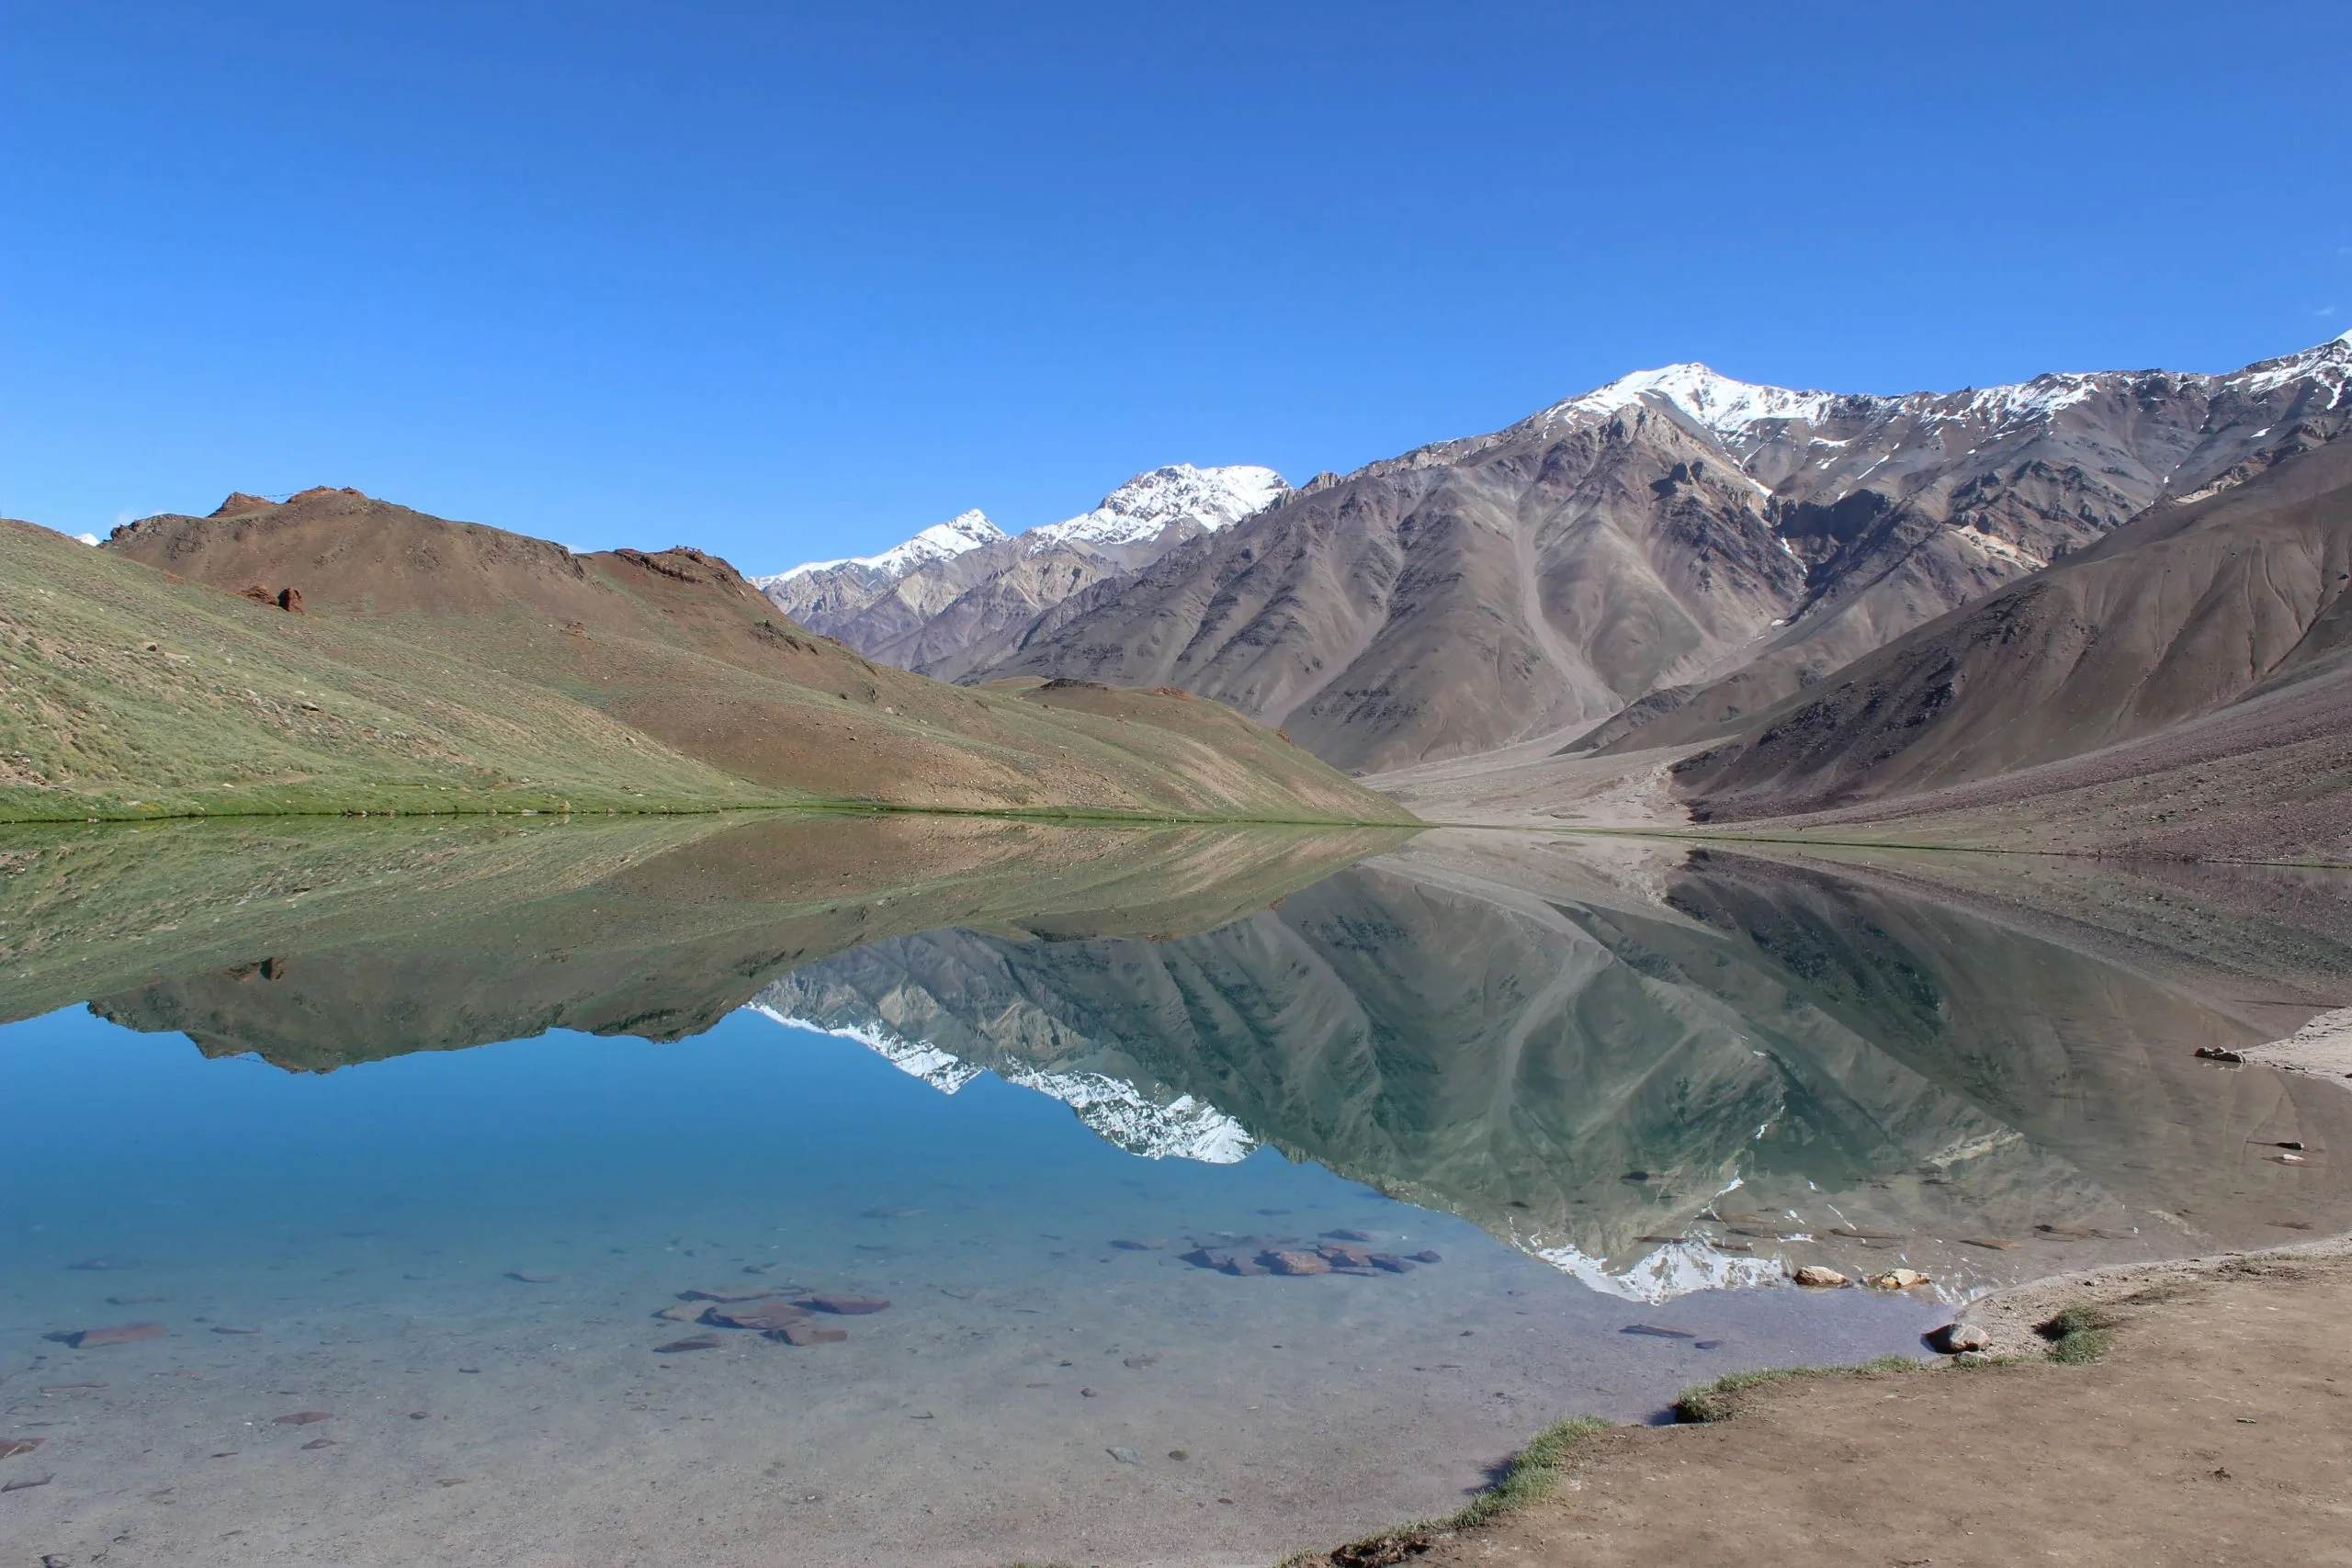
[1529,1235,1787,1302]
[1553,363,1841,436]
[749,1005,985,1092]
[745,1004,1253,1164]
[1025,464,1289,553]
[760,509,1005,586]
[2222,333,2352,401]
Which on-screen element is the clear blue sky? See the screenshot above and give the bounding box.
[6,2,2346,572]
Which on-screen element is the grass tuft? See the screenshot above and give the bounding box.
[2039,1303,2120,1364]
[1299,1416,1609,1566]
[1674,1354,1919,1423]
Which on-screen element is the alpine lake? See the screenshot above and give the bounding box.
[5,812,2347,1567]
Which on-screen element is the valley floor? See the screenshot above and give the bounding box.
[1296,1235,2352,1568]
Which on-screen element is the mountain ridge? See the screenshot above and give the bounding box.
[758,464,1288,680]
[972,334,2351,772]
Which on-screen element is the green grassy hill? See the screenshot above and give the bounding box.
[1,492,1417,826]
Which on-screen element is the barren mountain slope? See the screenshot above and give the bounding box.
[982,338,2351,773]
[1671,437,2352,824]
[1578,335,2352,753]
[989,411,1805,771]
[62,489,1413,823]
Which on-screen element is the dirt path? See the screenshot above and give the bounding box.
[1295,1240,2352,1567]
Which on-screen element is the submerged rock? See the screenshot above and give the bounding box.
[654,1334,723,1353]
[1109,1238,1168,1251]
[1182,1247,1269,1276]
[652,1303,705,1322]
[1866,1268,1932,1290]
[768,1321,848,1347]
[802,1293,889,1315]
[705,1298,810,1332]
[1369,1254,1416,1273]
[682,1285,777,1303]
[0,1438,42,1461]
[1263,1249,1331,1277]
[505,1272,562,1284]
[49,1322,165,1348]
[272,1412,334,1426]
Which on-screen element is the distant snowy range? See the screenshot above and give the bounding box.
[756,464,1288,682]
[752,330,2352,774]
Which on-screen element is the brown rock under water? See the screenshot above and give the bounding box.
[768,1321,848,1347]
[704,1298,810,1332]
[1263,1249,1332,1276]
[51,1322,165,1348]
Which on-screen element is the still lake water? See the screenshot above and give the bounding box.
[4,818,2347,1566]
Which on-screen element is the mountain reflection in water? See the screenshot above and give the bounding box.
[29,814,2351,1303]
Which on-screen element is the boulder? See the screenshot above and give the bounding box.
[1932,1322,1992,1354]
[1866,1268,1932,1290]
[1791,1266,1848,1288]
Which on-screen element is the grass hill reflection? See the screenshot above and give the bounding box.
[15,815,2349,1298]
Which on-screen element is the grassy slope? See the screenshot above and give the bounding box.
[67,493,1416,826]
[0,518,777,819]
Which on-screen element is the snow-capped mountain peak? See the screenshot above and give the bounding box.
[1024,464,1289,553]
[1552,363,1839,437]
[763,508,1005,585]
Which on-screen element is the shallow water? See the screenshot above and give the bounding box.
[3,819,2347,1566]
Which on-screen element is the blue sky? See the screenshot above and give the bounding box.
[6,2,2346,572]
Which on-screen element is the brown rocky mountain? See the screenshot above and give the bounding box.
[1669,434,2352,840]
[976,337,2352,773]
